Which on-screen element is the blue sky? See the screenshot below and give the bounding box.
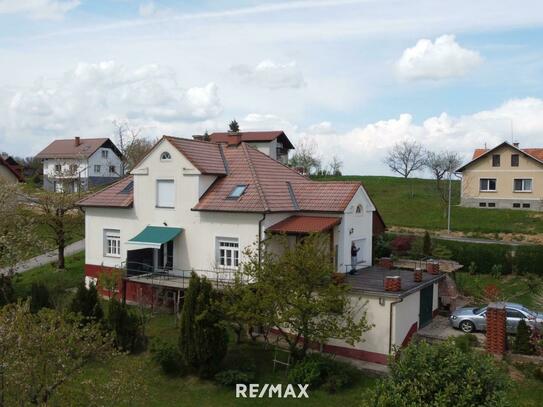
[1,0,543,175]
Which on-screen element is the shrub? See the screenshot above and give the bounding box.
[150,339,186,376]
[30,283,52,313]
[69,282,103,323]
[491,264,504,278]
[453,333,478,352]
[515,246,543,276]
[107,298,145,353]
[215,369,255,387]
[422,231,432,257]
[288,353,357,393]
[468,261,477,275]
[390,236,413,254]
[374,236,392,259]
[0,275,15,307]
[361,339,511,407]
[514,319,534,355]
[220,347,257,373]
[431,244,452,260]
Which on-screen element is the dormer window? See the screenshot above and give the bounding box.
[228,184,247,199]
[161,151,172,161]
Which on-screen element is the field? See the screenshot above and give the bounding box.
[316,175,543,236]
[9,253,543,407]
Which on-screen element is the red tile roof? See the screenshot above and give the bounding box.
[165,136,227,175]
[36,138,121,159]
[0,156,24,182]
[207,131,295,149]
[470,145,543,164]
[267,216,341,234]
[78,137,366,214]
[78,176,134,208]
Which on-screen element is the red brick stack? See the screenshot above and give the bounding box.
[384,276,401,292]
[379,257,394,269]
[486,303,507,355]
[414,268,423,282]
[426,261,440,275]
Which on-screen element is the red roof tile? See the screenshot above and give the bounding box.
[267,216,341,234]
[207,131,294,149]
[78,176,134,208]
[0,155,24,182]
[470,146,543,163]
[165,136,227,175]
[36,138,121,159]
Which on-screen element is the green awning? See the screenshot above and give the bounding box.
[127,226,183,249]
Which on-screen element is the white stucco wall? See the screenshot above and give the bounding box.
[0,164,18,183]
[247,140,277,160]
[88,148,123,177]
[392,291,420,347]
[43,158,88,178]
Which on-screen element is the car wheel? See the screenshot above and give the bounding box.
[459,320,475,333]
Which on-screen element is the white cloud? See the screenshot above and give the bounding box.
[139,1,170,18]
[2,61,222,149]
[307,121,335,135]
[231,60,306,89]
[396,35,482,80]
[0,0,80,20]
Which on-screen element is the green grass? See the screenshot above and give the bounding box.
[316,175,543,235]
[454,272,542,311]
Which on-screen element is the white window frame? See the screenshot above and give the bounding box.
[513,178,532,193]
[355,204,364,216]
[160,151,172,161]
[109,165,116,174]
[156,179,175,208]
[479,178,497,192]
[102,150,109,159]
[216,237,240,269]
[104,229,121,258]
[94,164,101,174]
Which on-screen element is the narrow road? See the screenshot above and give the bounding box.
[0,239,85,275]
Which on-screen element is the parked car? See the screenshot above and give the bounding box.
[449,302,543,334]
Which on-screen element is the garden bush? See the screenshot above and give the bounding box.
[150,339,186,376]
[69,282,103,323]
[515,246,543,276]
[215,369,255,387]
[453,333,478,352]
[30,283,53,313]
[390,236,413,255]
[288,353,357,393]
[107,298,145,353]
[514,319,534,355]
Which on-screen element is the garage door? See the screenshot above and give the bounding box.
[419,285,434,328]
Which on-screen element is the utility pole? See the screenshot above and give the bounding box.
[447,171,452,233]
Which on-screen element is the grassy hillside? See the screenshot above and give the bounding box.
[316,176,543,235]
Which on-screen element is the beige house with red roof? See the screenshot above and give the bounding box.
[36,137,123,192]
[457,141,543,211]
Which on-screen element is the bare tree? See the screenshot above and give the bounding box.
[289,138,321,175]
[425,151,462,203]
[113,120,155,174]
[384,140,425,178]
[328,155,343,176]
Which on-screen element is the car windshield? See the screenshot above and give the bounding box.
[521,307,536,317]
[473,307,487,315]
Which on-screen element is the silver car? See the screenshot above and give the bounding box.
[449,302,543,334]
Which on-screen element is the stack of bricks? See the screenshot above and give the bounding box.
[426,261,440,275]
[379,257,394,269]
[414,268,423,282]
[384,276,401,292]
[486,302,507,355]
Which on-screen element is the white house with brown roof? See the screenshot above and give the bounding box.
[457,141,543,210]
[0,155,24,184]
[36,137,123,192]
[78,132,442,365]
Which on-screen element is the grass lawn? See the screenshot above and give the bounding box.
[316,175,543,235]
[454,272,542,311]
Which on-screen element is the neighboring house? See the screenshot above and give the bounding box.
[0,155,24,184]
[194,131,294,164]
[36,137,123,192]
[457,141,543,211]
[78,132,442,364]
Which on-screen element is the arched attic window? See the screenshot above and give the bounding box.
[160,151,172,161]
[355,204,363,215]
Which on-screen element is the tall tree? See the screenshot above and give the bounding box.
[0,301,117,406]
[234,234,371,359]
[425,150,462,216]
[179,273,227,377]
[384,140,425,178]
[228,119,240,132]
[289,138,322,176]
[70,282,104,323]
[112,120,156,173]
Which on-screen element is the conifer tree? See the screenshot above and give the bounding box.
[514,319,534,355]
[30,283,52,313]
[179,272,200,368]
[423,231,433,257]
[228,119,240,132]
[70,282,104,323]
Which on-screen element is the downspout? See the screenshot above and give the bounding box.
[388,298,403,354]
[258,213,267,267]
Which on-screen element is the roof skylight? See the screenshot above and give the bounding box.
[227,184,247,199]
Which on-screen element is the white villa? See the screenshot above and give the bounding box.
[36,137,123,192]
[78,132,442,364]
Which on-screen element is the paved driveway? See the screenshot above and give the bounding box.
[417,316,486,345]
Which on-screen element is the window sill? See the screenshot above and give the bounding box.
[155,206,175,209]
[479,190,497,193]
[513,191,532,193]
[104,255,121,258]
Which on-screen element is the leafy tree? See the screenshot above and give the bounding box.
[361,339,511,407]
[179,273,228,377]
[29,282,53,313]
[228,119,240,132]
[70,282,104,323]
[234,234,371,359]
[423,231,432,257]
[0,275,15,306]
[107,298,144,353]
[384,140,425,178]
[514,319,534,355]
[0,301,117,406]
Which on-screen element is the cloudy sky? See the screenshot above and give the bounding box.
[1,0,543,175]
